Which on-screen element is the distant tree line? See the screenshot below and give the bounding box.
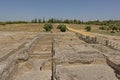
[31,18,82,24]
[0,21,28,25]
[84,20,120,26]
[0,18,120,31]
[84,20,120,32]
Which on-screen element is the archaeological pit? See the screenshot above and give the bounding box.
[0,31,120,80]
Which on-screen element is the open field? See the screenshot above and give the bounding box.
[0,31,38,60]
[68,24,120,36]
[0,0,120,79]
[0,24,44,32]
[0,23,62,32]
[91,29,120,36]
[67,24,100,30]
[1,23,119,36]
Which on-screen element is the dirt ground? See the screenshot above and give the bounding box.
[67,26,120,43]
[0,23,63,32]
[0,24,119,80]
[0,31,38,59]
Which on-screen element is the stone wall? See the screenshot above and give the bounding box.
[0,36,39,80]
[106,57,120,79]
[55,65,79,80]
[76,33,120,51]
[67,28,120,79]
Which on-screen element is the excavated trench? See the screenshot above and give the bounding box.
[3,32,119,80]
[15,34,53,80]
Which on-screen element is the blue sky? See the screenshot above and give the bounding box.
[0,0,120,21]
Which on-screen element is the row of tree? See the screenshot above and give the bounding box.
[31,18,82,24]
[0,18,82,25]
[84,20,120,26]
[85,20,120,32]
[0,21,28,25]
[0,19,120,27]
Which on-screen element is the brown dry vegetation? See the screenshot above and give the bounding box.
[0,23,120,80]
[67,24,120,36]
[67,24,100,30]
[0,23,99,32]
[0,24,44,32]
[0,23,119,36]
[0,23,65,32]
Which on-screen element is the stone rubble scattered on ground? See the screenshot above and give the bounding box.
[0,32,119,80]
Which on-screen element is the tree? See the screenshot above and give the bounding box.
[42,17,45,23]
[112,26,117,31]
[43,23,53,31]
[85,26,91,31]
[31,18,37,23]
[38,19,41,23]
[64,19,69,23]
[78,20,81,24]
[34,18,37,23]
[31,19,34,23]
[48,18,54,23]
[73,19,77,24]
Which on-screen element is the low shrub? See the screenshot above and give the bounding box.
[43,23,53,31]
[57,24,66,32]
[99,26,108,30]
[85,26,91,31]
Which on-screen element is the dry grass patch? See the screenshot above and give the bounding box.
[0,24,44,32]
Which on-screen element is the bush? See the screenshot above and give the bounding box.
[118,27,120,31]
[60,26,66,32]
[112,26,117,31]
[57,24,66,32]
[43,23,53,31]
[0,22,6,25]
[99,26,108,30]
[85,26,91,31]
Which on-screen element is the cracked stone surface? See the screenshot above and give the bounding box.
[0,32,38,59]
[0,32,119,80]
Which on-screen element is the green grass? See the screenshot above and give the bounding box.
[91,29,120,36]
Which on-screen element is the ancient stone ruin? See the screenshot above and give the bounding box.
[0,32,120,80]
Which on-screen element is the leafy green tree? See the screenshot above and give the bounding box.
[38,19,41,23]
[48,18,54,23]
[42,17,45,23]
[112,26,117,31]
[34,18,37,23]
[77,20,81,24]
[31,18,37,23]
[64,19,69,23]
[73,19,77,24]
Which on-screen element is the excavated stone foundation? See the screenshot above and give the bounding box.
[0,32,119,80]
